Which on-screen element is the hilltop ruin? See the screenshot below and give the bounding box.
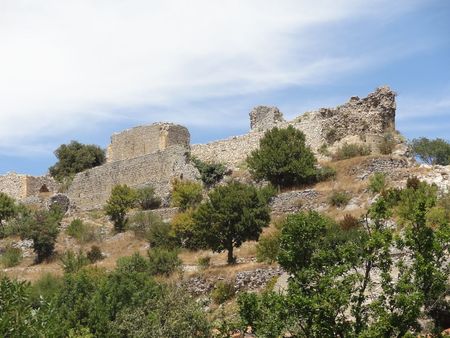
[0,86,399,210]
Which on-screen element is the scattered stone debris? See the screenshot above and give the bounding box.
[234,267,284,291]
[350,157,409,180]
[270,189,321,214]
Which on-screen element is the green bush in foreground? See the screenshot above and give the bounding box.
[368,172,387,194]
[0,192,16,229]
[0,246,22,267]
[328,190,351,207]
[66,218,97,243]
[211,280,235,304]
[135,186,161,210]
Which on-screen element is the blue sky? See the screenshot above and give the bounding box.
[0,0,449,175]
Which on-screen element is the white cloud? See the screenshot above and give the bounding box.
[0,0,423,154]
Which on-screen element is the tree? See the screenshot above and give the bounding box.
[190,156,227,188]
[49,140,106,182]
[20,208,63,263]
[247,126,317,187]
[171,179,203,211]
[411,137,450,165]
[135,186,161,210]
[0,192,16,227]
[194,181,270,264]
[104,185,137,232]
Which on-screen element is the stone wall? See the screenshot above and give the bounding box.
[192,86,396,168]
[68,146,199,210]
[0,173,59,200]
[106,123,190,163]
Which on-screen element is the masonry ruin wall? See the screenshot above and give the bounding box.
[0,173,59,200]
[106,123,190,163]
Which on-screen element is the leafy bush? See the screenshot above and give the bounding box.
[66,219,97,243]
[316,165,337,182]
[194,181,271,264]
[197,256,211,269]
[0,246,22,267]
[247,126,317,187]
[147,248,181,276]
[0,192,16,230]
[86,245,103,263]
[104,184,137,232]
[128,211,164,239]
[60,250,89,273]
[20,208,62,263]
[135,186,161,210]
[211,281,235,304]
[368,172,387,193]
[256,231,280,263]
[318,143,331,157]
[379,133,396,155]
[30,273,63,306]
[171,208,201,249]
[147,220,176,249]
[340,214,360,230]
[49,140,106,182]
[116,252,150,274]
[191,156,227,187]
[411,137,450,165]
[328,191,351,207]
[171,179,203,211]
[332,143,371,161]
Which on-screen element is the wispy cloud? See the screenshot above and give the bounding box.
[0,0,427,155]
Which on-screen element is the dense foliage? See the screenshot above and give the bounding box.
[104,184,137,232]
[411,137,450,165]
[171,179,203,211]
[0,258,208,337]
[0,192,16,229]
[194,181,271,263]
[238,181,450,337]
[49,140,106,182]
[135,186,161,210]
[247,126,317,187]
[191,156,227,187]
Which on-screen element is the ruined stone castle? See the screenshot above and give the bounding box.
[0,86,398,210]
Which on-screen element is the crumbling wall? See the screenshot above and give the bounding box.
[0,173,59,200]
[192,86,396,167]
[69,146,199,210]
[250,106,285,132]
[106,123,190,163]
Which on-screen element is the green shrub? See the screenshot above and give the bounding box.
[147,220,176,249]
[197,256,211,269]
[328,191,351,207]
[66,219,97,243]
[128,211,164,239]
[60,250,89,273]
[0,246,22,267]
[381,187,402,207]
[256,231,280,263]
[135,186,161,210]
[86,245,103,263]
[116,252,150,274]
[211,280,235,304]
[147,248,181,276]
[30,273,63,306]
[340,214,360,230]
[190,156,227,187]
[316,165,337,182]
[379,133,396,155]
[171,208,201,249]
[0,192,16,231]
[318,143,331,157]
[368,172,387,194]
[247,126,317,187]
[332,143,371,161]
[104,184,137,232]
[49,141,105,182]
[20,208,62,263]
[411,137,450,165]
[171,179,203,211]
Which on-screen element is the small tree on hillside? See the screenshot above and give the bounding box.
[247,126,317,188]
[0,192,16,227]
[411,137,450,165]
[49,140,106,182]
[105,185,137,232]
[194,181,271,264]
